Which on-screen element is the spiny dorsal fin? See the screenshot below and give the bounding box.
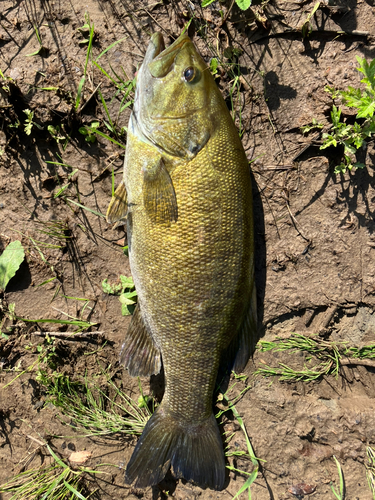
[106,180,128,228]
[120,304,161,377]
[142,158,178,225]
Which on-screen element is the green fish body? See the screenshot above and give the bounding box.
[106,32,256,490]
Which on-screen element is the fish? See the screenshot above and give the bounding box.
[106,31,257,491]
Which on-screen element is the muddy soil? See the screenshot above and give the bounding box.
[1,0,375,499]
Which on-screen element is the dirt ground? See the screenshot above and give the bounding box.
[1,0,375,499]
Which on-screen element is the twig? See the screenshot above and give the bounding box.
[31,331,104,340]
[26,434,46,447]
[220,0,236,27]
[77,82,101,114]
[340,358,375,368]
[255,165,295,171]
[286,202,310,243]
[251,28,370,45]
[141,8,172,37]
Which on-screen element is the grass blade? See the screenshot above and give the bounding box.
[75,76,86,111]
[65,198,105,217]
[63,480,87,500]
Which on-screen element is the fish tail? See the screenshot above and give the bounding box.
[125,406,225,490]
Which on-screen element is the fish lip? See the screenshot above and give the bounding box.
[148,32,190,78]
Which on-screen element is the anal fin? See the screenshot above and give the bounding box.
[120,304,161,377]
[143,158,178,225]
[106,180,128,228]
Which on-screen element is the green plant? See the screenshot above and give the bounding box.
[223,398,259,499]
[77,13,95,45]
[210,57,219,77]
[255,333,375,383]
[18,315,97,333]
[300,117,324,134]
[2,335,61,389]
[0,440,104,499]
[202,0,252,10]
[23,109,43,135]
[214,375,262,499]
[37,368,151,437]
[79,121,100,143]
[300,1,320,38]
[102,275,137,315]
[47,124,66,144]
[0,240,25,292]
[93,43,136,140]
[26,24,48,57]
[330,456,345,500]
[75,15,95,111]
[54,168,79,198]
[0,301,15,339]
[320,57,375,173]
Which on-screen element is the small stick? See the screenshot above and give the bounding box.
[31,331,104,340]
[220,0,236,27]
[77,82,101,114]
[340,358,375,369]
[286,202,310,243]
[26,435,46,447]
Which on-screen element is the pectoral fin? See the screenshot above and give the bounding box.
[106,180,128,228]
[120,303,161,377]
[143,158,178,225]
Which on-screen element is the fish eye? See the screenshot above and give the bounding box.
[183,66,200,84]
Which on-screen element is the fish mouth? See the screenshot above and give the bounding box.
[148,32,190,78]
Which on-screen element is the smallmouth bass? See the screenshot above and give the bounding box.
[106,31,256,490]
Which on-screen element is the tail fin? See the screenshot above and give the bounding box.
[125,407,225,490]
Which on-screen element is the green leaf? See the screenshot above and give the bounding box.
[75,75,86,111]
[341,87,363,109]
[78,126,88,136]
[236,0,252,9]
[121,302,136,316]
[231,469,258,499]
[356,56,375,90]
[330,105,341,127]
[334,163,347,174]
[343,142,356,155]
[202,0,216,6]
[0,240,25,292]
[120,275,135,290]
[102,278,122,295]
[320,134,337,149]
[357,99,375,119]
[119,291,137,305]
[210,58,219,75]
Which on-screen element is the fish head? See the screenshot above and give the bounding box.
[132,32,217,159]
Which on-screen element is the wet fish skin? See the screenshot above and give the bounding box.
[106,31,256,490]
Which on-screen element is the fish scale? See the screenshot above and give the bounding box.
[106,31,256,490]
